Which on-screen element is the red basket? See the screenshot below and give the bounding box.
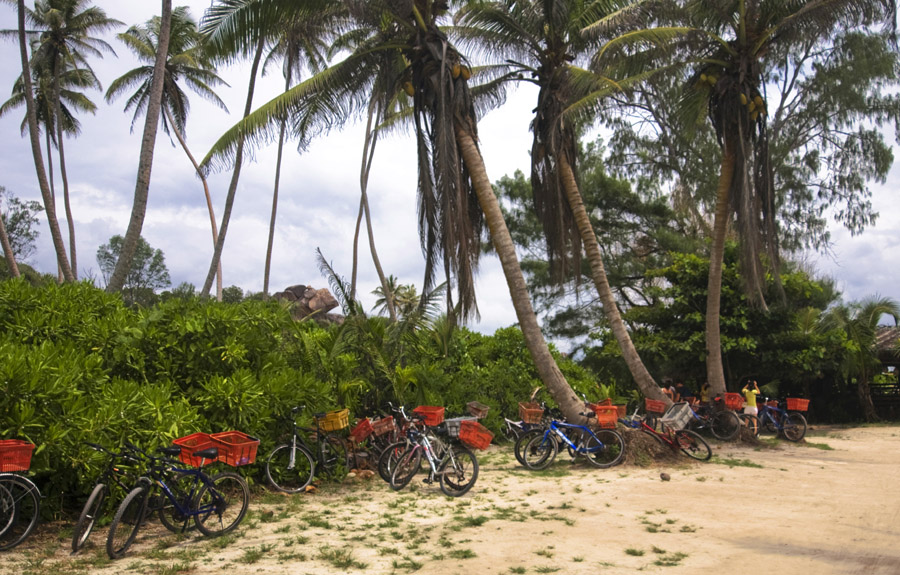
[173,432,216,467]
[372,416,395,436]
[349,418,374,443]
[459,420,493,450]
[615,404,627,418]
[595,398,613,406]
[413,406,445,426]
[588,404,619,429]
[786,398,810,412]
[0,439,36,472]
[210,431,259,466]
[645,398,667,415]
[518,402,544,424]
[724,393,744,411]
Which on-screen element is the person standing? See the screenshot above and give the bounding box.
[742,380,760,415]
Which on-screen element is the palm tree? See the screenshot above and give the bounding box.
[27,0,122,279]
[200,0,587,421]
[458,0,678,404]
[106,0,172,294]
[680,0,896,397]
[821,297,900,422]
[0,195,19,277]
[105,6,228,301]
[10,0,73,281]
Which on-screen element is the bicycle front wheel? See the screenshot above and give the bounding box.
[781,412,808,442]
[194,472,250,537]
[0,474,40,551]
[711,411,742,441]
[514,429,543,466]
[390,447,423,491]
[675,429,712,461]
[266,444,315,493]
[377,441,410,483]
[522,434,557,470]
[106,485,147,559]
[72,483,107,553]
[584,429,625,468]
[439,445,479,497]
[158,472,199,533]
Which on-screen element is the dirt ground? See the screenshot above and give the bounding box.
[2,424,899,575]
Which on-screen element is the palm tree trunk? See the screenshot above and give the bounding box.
[0,199,20,277]
[857,373,880,422]
[164,106,222,301]
[455,123,584,421]
[54,71,77,279]
[201,35,265,297]
[106,0,173,293]
[264,62,293,301]
[45,130,63,283]
[558,155,668,405]
[16,0,73,282]
[705,139,736,398]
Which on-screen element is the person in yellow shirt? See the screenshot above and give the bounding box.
[742,380,760,415]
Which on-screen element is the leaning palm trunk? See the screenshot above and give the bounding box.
[164,107,222,301]
[16,0,73,282]
[857,372,880,422]
[106,0,172,293]
[0,200,19,277]
[559,156,668,405]
[455,123,584,421]
[53,66,77,279]
[705,139,736,398]
[201,36,265,298]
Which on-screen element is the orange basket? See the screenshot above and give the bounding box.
[595,398,614,406]
[173,432,216,467]
[466,401,490,419]
[413,406,445,426]
[645,398,666,415]
[0,439,36,472]
[349,418,374,443]
[786,398,810,412]
[615,404,627,418]
[518,402,544,424]
[372,416,395,436]
[459,420,493,450]
[210,431,259,466]
[724,393,744,411]
[588,404,619,429]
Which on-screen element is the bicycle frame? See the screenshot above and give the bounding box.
[405,427,453,480]
[621,417,679,450]
[536,420,606,455]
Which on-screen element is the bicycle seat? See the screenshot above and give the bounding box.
[159,446,182,457]
[192,447,219,461]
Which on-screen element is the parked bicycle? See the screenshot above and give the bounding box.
[0,440,40,551]
[519,412,625,470]
[619,403,712,461]
[390,415,478,497]
[72,442,144,553]
[106,443,249,559]
[265,406,348,493]
[756,398,807,441]
[689,401,742,441]
[376,404,418,483]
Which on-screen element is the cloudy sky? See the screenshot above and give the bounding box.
[1,1,898,339]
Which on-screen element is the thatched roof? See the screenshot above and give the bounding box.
[876,326,900,364]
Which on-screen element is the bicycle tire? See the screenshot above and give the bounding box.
[319,434,348,479]
[522,433,557,470]
[194,472,249,537]
[584,429,625,468]
[675,429,712,461]
[640,428,666,447]
[266,444,315,493]
[781,412,808,442]
[739,413,760,437]
[72,483,107,553]
[390,447,423,491]
[0,474,40,551]
[0,482,14,539]
[377,440,410,483]
[439,445,479,497]
[106,485,147,559]
[514,429,543,466]
[710,410,742,441]
[158,472,199,533]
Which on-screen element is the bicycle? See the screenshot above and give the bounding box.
[106,443,249,559]
[390,417,479,497]
[619,403,712,461]
[519,412,625,470]
[376,404,418,483]
[265,406,348,493]
[688,401,742,441]
[0,440,41,551]
[756,399,807,441]
[72,442,144,553]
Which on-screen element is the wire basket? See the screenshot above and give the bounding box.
[518,402,544,424]
[459,420,493,450]
[412,406,445,426]
[445,416,478,438]
[660,402,693,431]
[316,409,350,432]
[786,398,810,412]
[466,401,490,419]
[173,433,216,467]
[0,439,36,472]
[210,431,260,466]
[349,418,374,443]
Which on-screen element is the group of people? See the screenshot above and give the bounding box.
[661,379,761,415]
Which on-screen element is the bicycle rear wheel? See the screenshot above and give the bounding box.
[319,434,348,479]
[514,429,543,466]
[194,472,250,537]
[675,429,712,461]
[390,447,423,491]
[439,445,479,497]
[266,444,315,493]
[0,474,40,551]
[72,483,107,553]
[377,440,410,483]
[106,485,147,559]
[584,429,625,468]
[739,413,760,437]
[522,434,557,470]
[781,412,807,442]
[710,410,741,441]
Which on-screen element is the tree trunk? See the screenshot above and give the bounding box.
[106,0,172,293]
[201,36,265,297]
[54,63,77,279]
[264,62,293,301]
[0,197,20,277]
[164,107,222,301]
[455,123,584,422]
[857,374,880,422]
[558,155,668,405]
[705,139,736,398]
[45,130,63,283]
[16,0,73,282]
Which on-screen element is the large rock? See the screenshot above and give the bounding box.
[272,284,342,324]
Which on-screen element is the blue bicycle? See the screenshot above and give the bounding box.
[106,443,249,559]
[757,399,807,442]
[520,413,625,469]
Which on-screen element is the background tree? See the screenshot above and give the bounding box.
[97,233,171,306]
[0,185,42,262]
